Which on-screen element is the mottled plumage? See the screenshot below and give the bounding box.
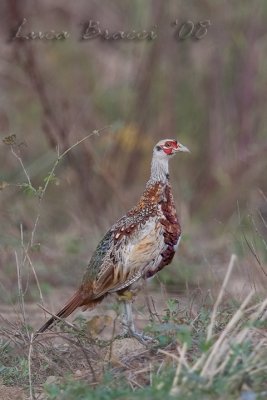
[35,139,189,340]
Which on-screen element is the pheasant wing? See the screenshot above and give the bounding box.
[82,214,165,299]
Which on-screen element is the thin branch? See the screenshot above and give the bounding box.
[30,126,110,246]
[206,254,237,341]
[200,290,254,377]
[170,343,188,396]
[59,127,109,159]
[243,233,267,277]
[9,128,110,313]
[15,250,29,339]
[28,333,34,400]
[11,146,32,187]
[25,251,44,306]
[34,303,79,338]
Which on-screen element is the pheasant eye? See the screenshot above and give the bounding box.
[165,142,170,147]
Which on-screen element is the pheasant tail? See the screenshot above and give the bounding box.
[35,291,84,336]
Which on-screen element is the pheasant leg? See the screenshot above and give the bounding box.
[122,300,153,344]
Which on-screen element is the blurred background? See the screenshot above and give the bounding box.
[0,0,267,306]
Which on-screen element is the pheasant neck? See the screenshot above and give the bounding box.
[147,156,169,186]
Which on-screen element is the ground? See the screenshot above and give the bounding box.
[1,283,266,400]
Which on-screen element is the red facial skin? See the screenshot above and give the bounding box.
[161,140,178,155]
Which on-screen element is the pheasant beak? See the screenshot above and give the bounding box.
[176,143,190,153]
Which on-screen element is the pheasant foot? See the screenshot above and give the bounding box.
[127,328,155,344]
[121,300,155,344]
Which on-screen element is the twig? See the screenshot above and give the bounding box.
[30,126,110,247]
[258,189,267,203]
[15,251,29,339]
[61,335,97,382]
[200,290,254,377]
[107,313,119,364]
[170,343,188,396]
[35,303,79,336]
[158,348,180,362]
[9,128,109,312]
[145,293,162,323]
[60,127,108,159]
[36,350,68,376]
[19,223,44,306]
[24,251,44,306]
[30,214,40,249]
[28,333,34,400]
[78,339,97,382]
[11,145,32,187]
[206,254,237,341]
[243,233,267,277]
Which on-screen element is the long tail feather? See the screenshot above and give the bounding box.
[34,291,83,337]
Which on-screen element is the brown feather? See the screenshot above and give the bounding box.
[34,291,84,337]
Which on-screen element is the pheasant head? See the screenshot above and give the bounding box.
[154,139,190,158]
[149,139,189,184]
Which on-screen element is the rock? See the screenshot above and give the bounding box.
[105,338,145,366]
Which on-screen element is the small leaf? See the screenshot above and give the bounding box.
[21,183,37,196]
[44,173,57,184]
[36,186,44,198]
[31,243,41,252]
[167,298,179,313]
[199,338,214,352]
[2,134,16,145]
[176,325,192,347]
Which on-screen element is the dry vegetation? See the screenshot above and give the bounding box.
[0,266,266,400]
[0,132,266,400]
[1,0,267,399]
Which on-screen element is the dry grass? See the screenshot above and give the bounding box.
[1,132,267,399]
[0,256,266,399]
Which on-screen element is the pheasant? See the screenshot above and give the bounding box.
[35,139,189,341]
